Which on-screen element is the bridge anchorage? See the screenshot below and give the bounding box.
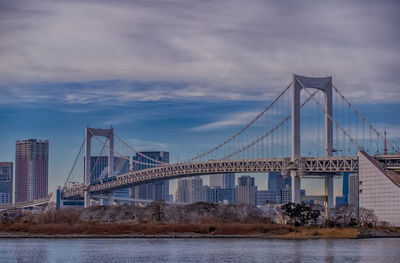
[56,73,399,224]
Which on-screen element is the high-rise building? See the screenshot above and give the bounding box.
[209,173,235,189]
[15,139,48,202]
[132,151,169,201]
[267,172,293,204]
[342,172,350,204]
[0,162,13,204]
[175,177,203,203]
[189,177,203,203]
[256,190,278,205]
[348,173,359,207]
[236,176,256,206]
[280,186,305,204]
[267,172,282,192]
[176,178,189,203]
[203,186,235,204]
[335,196,347,207]
[280,184,291,204]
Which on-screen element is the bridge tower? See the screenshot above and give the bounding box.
[291,74,334,209]
[84,127,114,207]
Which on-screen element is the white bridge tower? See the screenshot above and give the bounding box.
[291,74,334,209]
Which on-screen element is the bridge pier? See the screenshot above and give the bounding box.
[108,192,114,205]
[325,174,334,209]
[84,191,91,208]
[291,171,301,203]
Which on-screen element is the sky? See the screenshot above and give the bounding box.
[0,0,399,197]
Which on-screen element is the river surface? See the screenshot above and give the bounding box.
[0,238,399,262]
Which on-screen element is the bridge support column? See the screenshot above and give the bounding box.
[108,192,114,206]
[325,174,334,209]
[291,171,301,203]
[84,191,91,208]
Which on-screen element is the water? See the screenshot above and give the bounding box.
[0,238,399,262]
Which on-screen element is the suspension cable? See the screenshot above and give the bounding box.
[89,130,111,181]
[89,130,160,166]
[182,83,293,163]
[222,89,319,159]
[298,80,363,151]
[114,134,167,164]
[332,84,396,152]
[62,138,85,190]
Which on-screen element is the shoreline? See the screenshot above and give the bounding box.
[1,232,399,239]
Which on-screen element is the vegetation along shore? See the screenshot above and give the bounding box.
[1,202,399,239]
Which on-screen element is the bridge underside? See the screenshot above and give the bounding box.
[62,157,358,198]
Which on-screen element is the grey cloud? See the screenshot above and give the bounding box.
[0,0,399,103]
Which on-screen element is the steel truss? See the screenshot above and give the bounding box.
[62,156,358,198]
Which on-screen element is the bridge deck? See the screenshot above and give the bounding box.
[62,157,358,198]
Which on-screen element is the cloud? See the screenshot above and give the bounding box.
[192,111,260,131]
[125,138,169,152]
[0,0,399,104]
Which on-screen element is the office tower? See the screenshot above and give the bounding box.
[342,172,350,204]
[280,186,305,204]
[267,172,292,204]
[132,151,169,201]
[267,172,283,192]
[335,196,346,207]
[175,177,203,203]
[236,175,256,205]
[348,173,359,206]
[15,139,48,202]
[256,190,278,205]
[189,177,203,203]
[0,162,13,204]
[176,178,189,203]
[209,173,235,189]
[280,184,291,204]
[203,186,236,204]
[202,185,215,203]
[216,188,235,204]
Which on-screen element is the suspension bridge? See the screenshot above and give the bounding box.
[6,74,399,222]
[56,74,399,211]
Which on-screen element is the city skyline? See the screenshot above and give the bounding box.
[1,0,399,197]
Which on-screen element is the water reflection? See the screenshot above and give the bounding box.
[0,238,399,263]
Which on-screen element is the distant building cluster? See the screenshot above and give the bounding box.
[173,172,308,206]
[0,140,360,213]
[89,151,170,203]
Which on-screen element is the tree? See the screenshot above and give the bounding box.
[359,207,378,227]
[333,205,357,227]
[309,209,321,225]
[281,202,310,226]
